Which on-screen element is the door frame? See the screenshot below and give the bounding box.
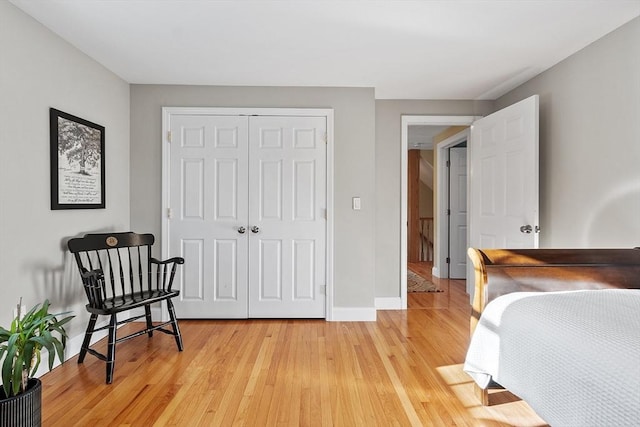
[161,107,335,320]
[400,115,477,309]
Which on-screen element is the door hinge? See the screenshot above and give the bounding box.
[446,160,450,167]
[320,285,326,295]
[446,209,451,216]
[323,132,328,144]
[167,208,173,219]
[167,130,172,142]
[446,257,450,264]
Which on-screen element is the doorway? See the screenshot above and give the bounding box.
[401,96,540,307]
[408,129,469,279]
[400,116,476,309]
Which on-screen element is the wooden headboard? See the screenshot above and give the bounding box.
[467,248,640,334]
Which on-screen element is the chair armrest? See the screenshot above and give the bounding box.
[150,257,184,291]
[81,269,106,308]
[150,257,185,265]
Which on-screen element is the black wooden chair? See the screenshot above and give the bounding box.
[67,232,184,383]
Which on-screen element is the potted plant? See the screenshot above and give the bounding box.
[0,298,73,427]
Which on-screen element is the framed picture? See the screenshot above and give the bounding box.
[50,108,105,209]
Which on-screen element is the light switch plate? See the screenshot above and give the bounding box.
[352,197,361,210]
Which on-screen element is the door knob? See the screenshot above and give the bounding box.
[520,225,533,234]
[237,226,246,234]
[251,226,260,234]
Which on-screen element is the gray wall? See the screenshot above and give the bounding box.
[130,85,376,309]
[496,16,640,248]
[0,2,130,337]
[374,101,494,298]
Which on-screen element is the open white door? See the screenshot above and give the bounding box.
[468,95,540,296]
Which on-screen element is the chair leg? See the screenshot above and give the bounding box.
[78,314,98,364]
[106,314,117,384]
[144,305,153,337]
[166,299,183,351]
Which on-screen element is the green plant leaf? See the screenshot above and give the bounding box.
[31,350,42,378]
[11,354,23,396]
[21,304,40,322]
[6,333,19,352]
[52,314,74,328]
[30,336,50,348]
[0,326,11,340]
[52,337,65,365]
[1,345,17,397]
[34,300,49,318]
[36,331,55,368]
[23,340,35,374]
[47,341,56,370]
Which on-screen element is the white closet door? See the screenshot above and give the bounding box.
[247,116,327,318]
[169,115,249,318]
[166,112,328,319]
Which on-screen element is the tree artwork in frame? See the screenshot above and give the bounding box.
[50,108,105,209]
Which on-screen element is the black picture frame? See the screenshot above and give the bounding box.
[50,108,105,209]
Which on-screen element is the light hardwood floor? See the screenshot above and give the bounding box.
[41,264,547,426]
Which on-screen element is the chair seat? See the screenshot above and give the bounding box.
[86,290,180,315]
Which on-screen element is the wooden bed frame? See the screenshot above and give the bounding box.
[467,247,640,405]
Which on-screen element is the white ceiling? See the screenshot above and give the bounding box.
[10,0,640,100]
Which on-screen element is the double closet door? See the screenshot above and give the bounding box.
[167,112,327,318]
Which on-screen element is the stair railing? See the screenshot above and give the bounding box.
[419,217,434,262]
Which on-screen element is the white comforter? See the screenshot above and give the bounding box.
[464,289,640,426]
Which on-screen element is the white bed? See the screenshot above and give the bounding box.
[464,289,640,426]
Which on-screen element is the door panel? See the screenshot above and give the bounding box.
[215,239,239,300]
[293,161,316,220]
[260,160,283,220]
[248,116,326,318]
[181,238,204,300]
[170,115,249,318]
[182,159,204,219]
[259,239,283,299]
[215,159,240,220]
[293,239,315,299]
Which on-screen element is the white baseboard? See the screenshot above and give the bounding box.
[329,306,377,321]
[151,305,163,322]
[432,266,441,278]
[375,297,402,310]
